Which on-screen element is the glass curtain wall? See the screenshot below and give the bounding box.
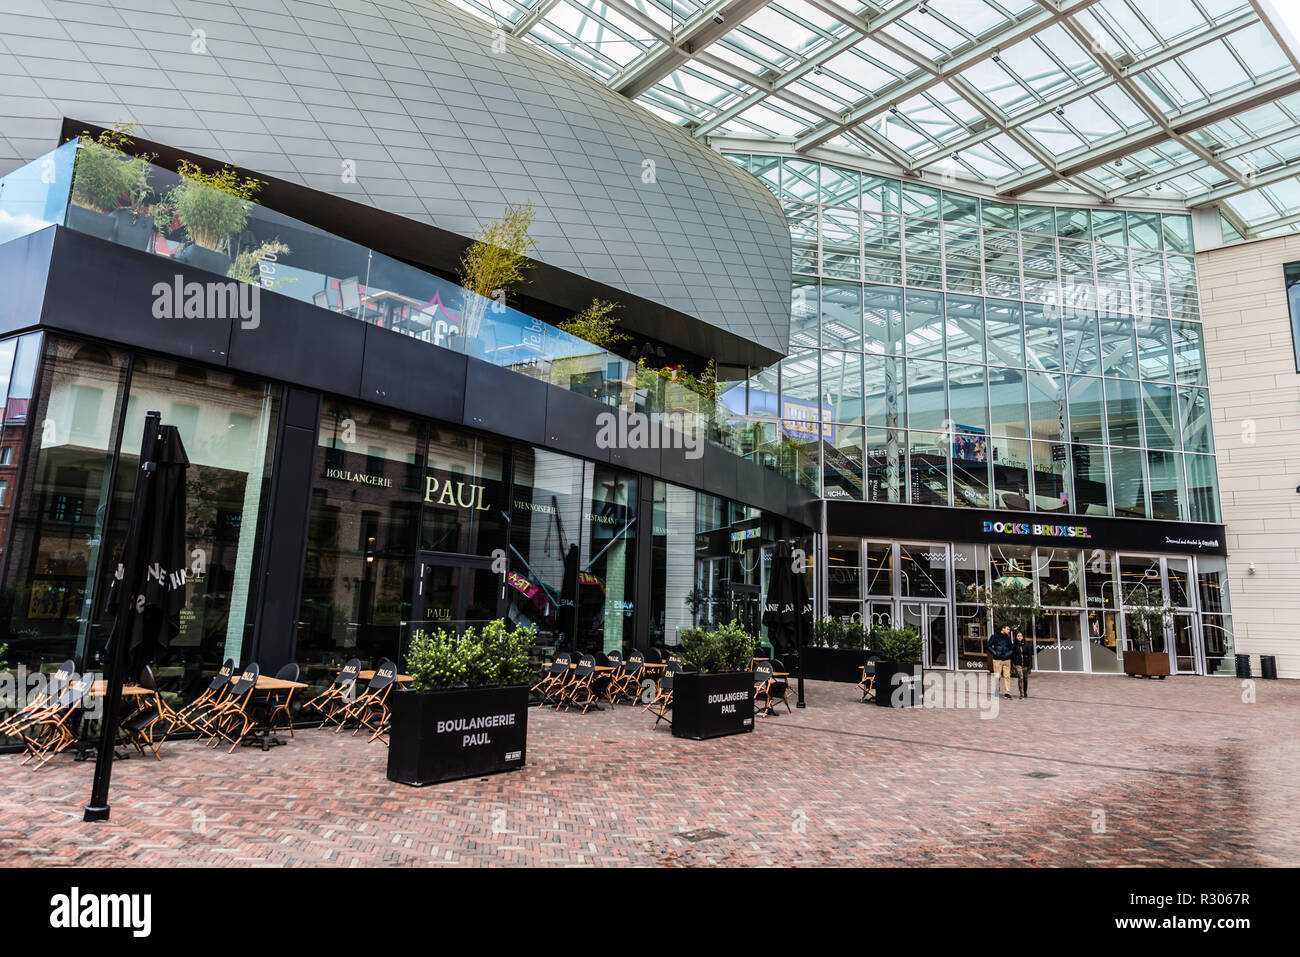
[724,153,1218,525]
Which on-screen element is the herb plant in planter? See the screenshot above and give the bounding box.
[874,625,924,708]
[672,618,757,739]
[1121,588,1173,679]
[69,125,154,243]
[156,160,262,276]
[387,620,536,786]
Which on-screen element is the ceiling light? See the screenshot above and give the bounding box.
[712,13,724,24]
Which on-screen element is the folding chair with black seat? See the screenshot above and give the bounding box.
[120,666,181,760]
[616,649,646,703]
[334,659,397,737]
[858,657,879,702]
[602,651,624,707]
[255,663,301,740]
[0,659,75,738]
[767,658,794,714]
[753,660,778,716]
[304,657,361,726]
[170,658,235,735]
[20,673,93,769]
[206,664,260,753]
[530,651,571,707]
[556,654,608,714]
[643,659,679,728]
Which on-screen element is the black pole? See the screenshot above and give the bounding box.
[84,411,161,823]
[795,538,806,708]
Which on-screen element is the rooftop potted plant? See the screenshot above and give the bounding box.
[874,625,924,708]
[1122,588,1173,679]
[68,124,154,243]
[155,159,262,276]
[387,619,535,786]
[672,618,756,739]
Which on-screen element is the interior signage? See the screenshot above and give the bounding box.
[983,520,1091,539]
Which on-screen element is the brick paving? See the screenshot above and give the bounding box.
[0,673,1296,867]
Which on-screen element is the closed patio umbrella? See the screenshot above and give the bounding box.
[85,411,189,822]
[763,539,812,708]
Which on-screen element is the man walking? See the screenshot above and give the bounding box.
[987,624,1014,700]
[1012,630,1033,698]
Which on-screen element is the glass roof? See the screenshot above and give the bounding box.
[450,0,1300,241]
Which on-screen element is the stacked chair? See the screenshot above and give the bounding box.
[0,659,75,740]
[643,658,680,728]
[168,659,235,739]
[555,653,609,714]
[531,651,571,707]
[19,672,94,768]
[201,663,260,752]
[613,649,646,704]
[305,658,361,728]
[332,659,398,742]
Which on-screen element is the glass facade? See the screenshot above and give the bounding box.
[725,153,1220,524]
[835,539,1233,676]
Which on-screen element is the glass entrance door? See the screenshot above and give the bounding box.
[1171,611,1199,674]
[412,551,503,630]
[902,601,951,669]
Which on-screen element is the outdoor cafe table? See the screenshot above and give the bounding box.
[77,683,155,761]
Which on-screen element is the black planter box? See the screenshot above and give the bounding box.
[174,243,231,276]
[387,684,528,786]
[112,210,154,251]
[800,646,871,683]
[66,204,116,241]
[671,671,755,740]
[874,661,923,708]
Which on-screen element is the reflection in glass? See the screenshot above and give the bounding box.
[908,431,949,506]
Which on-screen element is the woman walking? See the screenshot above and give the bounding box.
[1012,630,1033,699]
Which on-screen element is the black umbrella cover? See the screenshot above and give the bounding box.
[104,424,189,676]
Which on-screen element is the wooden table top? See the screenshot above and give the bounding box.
[86,682,153,698]
[254,676,308,691]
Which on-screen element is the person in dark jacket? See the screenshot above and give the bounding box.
[987,625,1014,700]
[1011,630,1033,698]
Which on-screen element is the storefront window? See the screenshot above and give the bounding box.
[299,403,421,674]
[650,481,695,647]
[582,465,637,654]
[1196,556,1234,676]
[97,358,279,690]
[421,425,506,557]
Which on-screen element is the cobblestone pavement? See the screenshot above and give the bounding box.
[1,673,1296,867]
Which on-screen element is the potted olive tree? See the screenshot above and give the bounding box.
[802,616,871,682]
[874,625,924,708]
[1122,588,1173,679]
[68,125,154,242]
[387,620,535,786]
[672,619,756,739]
[155,159,262,276]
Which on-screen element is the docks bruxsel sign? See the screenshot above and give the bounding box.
[983,520,1092,540]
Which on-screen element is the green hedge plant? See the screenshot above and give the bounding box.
[679,618,756,674]
[876,625,923,663]
[405,620,536,692]
[71,124,154,215]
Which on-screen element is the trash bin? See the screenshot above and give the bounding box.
[1260,655,1278,679]
[1235,653,1252,678]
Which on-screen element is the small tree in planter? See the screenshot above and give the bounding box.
[672,619,757,739]
[387,620,536,786]
[69,124,155,242]
[875,625,924,708]
[457,201,537,340]
[983,580,1043,637]
[154,159,262,275]
[1122,587,1173,679]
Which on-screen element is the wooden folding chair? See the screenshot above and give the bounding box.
[334,659,398,736]
[643,659,680,728]
[556,654,608,714]
[309,658,362,728]
[20,673,93,769]
[530,651,571,707]
[120,666,181,760]
[614,649,646,703]
[858,658,878,702]
[168,658,235,736]
[752,660,777,716]
[0,660,75,737]
[767,658,794,714]
[205,664,260,752]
